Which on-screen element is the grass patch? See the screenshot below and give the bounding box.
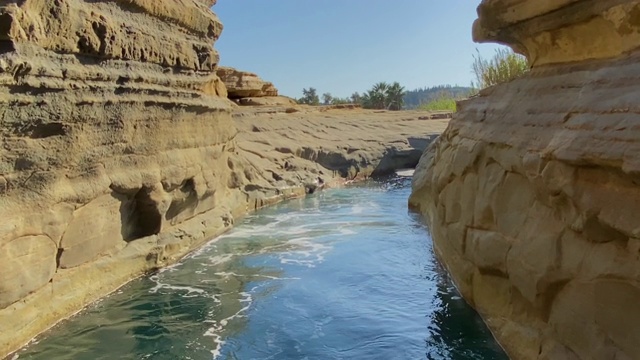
[419,96,457,112]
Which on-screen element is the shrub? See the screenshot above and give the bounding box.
[472,48,529,89]
[418,96,456,112]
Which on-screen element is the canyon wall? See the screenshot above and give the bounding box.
[0,1,449,355]
[410,1,640,359]
[0,0,236,355]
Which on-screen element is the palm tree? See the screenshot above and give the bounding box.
[359,82,406,110]
[385,82,405,111]
[362,82,388,109]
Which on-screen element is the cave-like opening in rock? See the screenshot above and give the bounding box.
[124,186,162,241]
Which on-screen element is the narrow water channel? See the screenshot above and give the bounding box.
[16,177,507,360]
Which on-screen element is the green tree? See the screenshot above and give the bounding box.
[472,48,529,89]
[385,82,405,110]
[362,82,389,109]
[360,82,405,111]
[322,92,334,105]
[331,97,350,105]
[298,87,320,105]
[350,92,362,105]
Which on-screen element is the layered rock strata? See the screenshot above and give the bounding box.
[216,66,279,98]
[235,95,297,107]
[234,107,448,182]
[0,0,448,352]
[0,0,232,355]
[410,1,640,359]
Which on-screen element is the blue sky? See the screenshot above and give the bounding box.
[213,1,504,98]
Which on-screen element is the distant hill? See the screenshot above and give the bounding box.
[404,85,473,109]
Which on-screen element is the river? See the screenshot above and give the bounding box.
[16,177,507,360]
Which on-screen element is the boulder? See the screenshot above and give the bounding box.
[216,66,280,98]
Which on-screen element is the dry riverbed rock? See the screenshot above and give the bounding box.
[235,96,297,107]
[410,1,640,359]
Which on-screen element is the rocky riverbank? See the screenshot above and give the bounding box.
[410,1,640,359]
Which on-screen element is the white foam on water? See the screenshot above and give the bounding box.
[203,320,225,360]
[148,282,207,298]
[225,213,298,236]
[186,241,219,259]
[352,201,381,213]
[144,196,366,357]
[206,253,235,266]
[208,272,301,281]
[339,227,357,236]
[186,212,310,262]
[278,237,332,268]
[148,273,208,298]
[351,204,365,214]
[210,294,222,304]
[204,291,254,359]
[156,261,184,274]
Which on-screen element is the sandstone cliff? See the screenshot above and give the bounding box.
[0,0,233,354]
[410,1,640,359]
[0,1,449,354]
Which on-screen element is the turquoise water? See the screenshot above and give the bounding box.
[17,178,507,360]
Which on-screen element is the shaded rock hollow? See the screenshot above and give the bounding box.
[0,0,450,356]
[410,1,640,359]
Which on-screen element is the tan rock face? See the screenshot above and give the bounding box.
[0,0,236,355]
[411,1,640,359]
[0,235,57,309]
[0,0,448,349]
[473,0,640,66]
[216,66,280,98]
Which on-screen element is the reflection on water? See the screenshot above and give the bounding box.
[17,177,507,360]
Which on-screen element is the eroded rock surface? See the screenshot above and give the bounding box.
[0,0,449,352]
[234,107,448,183]
[0,0,234,354]
[411,1,640,359]
[216,66,279,98]
[236,95,297,107]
